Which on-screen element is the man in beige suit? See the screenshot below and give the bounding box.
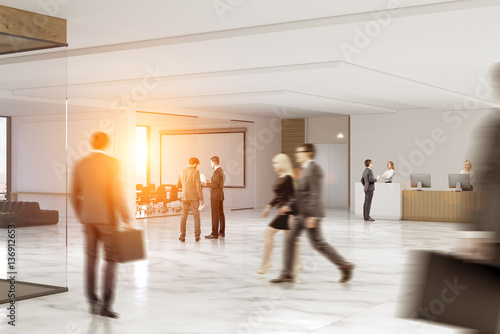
[71,132,132,319]
[177,157,204,242]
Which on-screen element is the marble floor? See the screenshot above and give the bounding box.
[0,208,483,334]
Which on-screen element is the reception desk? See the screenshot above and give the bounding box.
[402,190,477,223]
[355,182,401,220]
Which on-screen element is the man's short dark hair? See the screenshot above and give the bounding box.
[211,156,220,165]
[297,143,315,158]
[90,131,110,150]
[189,157,200,165]
[364,159,372,167]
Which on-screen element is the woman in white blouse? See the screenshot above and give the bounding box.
[460,159,475,186]
[381,161,395,183]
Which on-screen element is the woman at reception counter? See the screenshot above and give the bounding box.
[460,160,475,186]
[381,161,395,183]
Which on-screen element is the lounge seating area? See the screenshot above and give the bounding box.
[0,201,59,228]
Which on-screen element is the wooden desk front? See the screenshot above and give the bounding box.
[402,190,477,223]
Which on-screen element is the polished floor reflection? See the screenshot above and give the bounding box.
[0,209,478,333]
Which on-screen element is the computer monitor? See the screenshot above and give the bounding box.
[448,173,472,192]
[410,173,431,191]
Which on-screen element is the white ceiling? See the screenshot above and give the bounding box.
[1,0,500,118]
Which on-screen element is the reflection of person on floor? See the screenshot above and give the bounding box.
[270,143,354,284]
[257,153,301,275]
[177,157,204,242]
[203,156,226,239]
[71,131,132,319]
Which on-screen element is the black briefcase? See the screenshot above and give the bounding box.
[401,251,500,333]
[115,228,146,263]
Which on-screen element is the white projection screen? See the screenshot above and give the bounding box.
[160,129,246,187]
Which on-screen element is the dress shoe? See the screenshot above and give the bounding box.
[339,262,355,283]
[364,218,375,222]
[100,307,119,319]
[256,263,271,274]
[270,275,294,283]
[219,233,225,237]
[205,234,218,239]
[89,303,100,315]
[179,236,185,242]
[195,237,200,242]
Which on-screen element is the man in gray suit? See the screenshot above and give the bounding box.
[270,143,354,283]
[177,157,204,242]
[361,159,379,222]
[71,132,132,319]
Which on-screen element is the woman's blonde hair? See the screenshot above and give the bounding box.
[273,153,293,177]
[464,160,472,168]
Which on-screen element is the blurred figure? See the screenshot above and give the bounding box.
[258,154,300,275]
[361,159,380,222]
[460,159,475,188]
[270,144,354,284]
[177,157,204,242]
[381,161,395,183]
[204,156,225,239]
[71,132,133,319]
[471,62,500,264]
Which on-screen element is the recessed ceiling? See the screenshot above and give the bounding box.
[0,0,499,118]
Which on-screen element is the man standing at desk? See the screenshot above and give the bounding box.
[177,157,204,242]
[204,156,225,239]
[361,159,379,222]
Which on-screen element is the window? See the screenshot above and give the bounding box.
[0,117,9,201]
[136,126,149,186]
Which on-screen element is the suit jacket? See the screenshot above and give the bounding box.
[177,166,203,201]
[208,167,225,201]
[361,167,377,192]
[71,152,131,226]
[473,114,500,242]
[287,160,324,218]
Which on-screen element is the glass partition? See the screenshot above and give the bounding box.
[0,55,68,304]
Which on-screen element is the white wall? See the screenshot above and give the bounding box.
[350,108,493,211]
[12,109,136,219]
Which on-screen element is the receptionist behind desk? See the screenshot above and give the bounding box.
[381,161,395,183]
[460,160,475,190]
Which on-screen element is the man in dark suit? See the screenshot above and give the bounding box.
[177,157,204,242]
[361,159,379,222]
[204,156,225,239]
[270,143,354,283]
[71,132,132,319]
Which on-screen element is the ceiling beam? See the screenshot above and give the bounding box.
[0,5,67,55]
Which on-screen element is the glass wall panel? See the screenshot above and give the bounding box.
[0,117,8,201]
[0,56,68,302]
